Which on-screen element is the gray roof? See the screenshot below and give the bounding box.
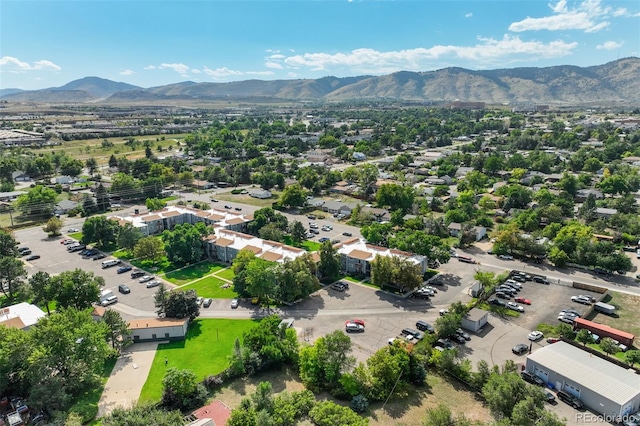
[464,308,487,322]
[527,342,640,405]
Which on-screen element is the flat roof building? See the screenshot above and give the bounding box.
[0,303,47,330]
[526,341,640,418]
[335,238,427,276]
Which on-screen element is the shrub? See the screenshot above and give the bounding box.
[350,394,369,413]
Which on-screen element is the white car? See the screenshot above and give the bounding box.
[571,295,592,305]
[499,254,514,260]
[146,280,161,288]
[528,331,544,341]
[196,297,204,306]
[439,309,449,316]
[139,275,154,283]
[507,302,525,312]
[67,228,78,233]
[230,299,239,309]
[558,315,575,324]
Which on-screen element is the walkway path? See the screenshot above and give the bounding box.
[97,342,160,417]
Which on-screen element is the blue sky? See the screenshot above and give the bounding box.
[1,0,638,90]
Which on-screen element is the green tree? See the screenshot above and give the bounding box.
[423,403,456,426]
[111,173,142,201]
[60,158,84,177]
[375,183,415,212]
[435,312,461,339]
[103,309,131,352]
[95,184,110,212]
[16,185,58,217]
[482,371,529,418]
[278,183,307,209]
[276,254,320,303]
[288,220,307,245]
[624,350,640,367]
[308,400,368,426]
[600,337,620,356]
[51,269,103,310]
[0,229,19,257]
[245,258,278,305]
[154,283,169,317]
[145,197,167,211]
[117,223,144,251]
[0,256,28,303]
[164,289,200,320]
[161,367,207,410]
[162,222,207,265]
[318,240,341,281]
[133,236,165,264]
[82,194,98,216]
[575,329,592,346]
[102,404,184,426]
[43,216,63,237]
[85,157,98,176]
[299,330,355,392]
[82,216,119,248]
[259,223,285,242]
[29,271,53,314]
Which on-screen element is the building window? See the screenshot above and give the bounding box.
[152,333,157,340]
[165,333,170,338]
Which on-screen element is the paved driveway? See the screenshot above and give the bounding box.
[97,342,159,417]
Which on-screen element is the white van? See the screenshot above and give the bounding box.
[101,259,120,269]
[99,289,115,302]
[100,295,118,306]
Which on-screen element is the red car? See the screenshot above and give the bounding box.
[515,297,532,305]
[546,337,561,344]
[346,319,365,327]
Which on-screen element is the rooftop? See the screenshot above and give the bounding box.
[527,341,640,405]
[209,229,307,263]
[129,317,188,330]
[0,302,46,329]
[336,238,425,266]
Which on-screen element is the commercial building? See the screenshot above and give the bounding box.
[460,308,488,333]
[128,318,189,342]
[526,342,640,417]
[335,238,427,276]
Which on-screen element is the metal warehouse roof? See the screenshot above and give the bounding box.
[527,342,640,405]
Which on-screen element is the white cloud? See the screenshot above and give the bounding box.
[596,41,623,50]
[119,69,135,76]
[288,72,298,78]
[202,67,244,78]
[265,62,284,69]
[0,56,61,71]
[191,69,201,74]
[144,65,156,70]
[159,63,190,76]
[465,12,473,18]
[246,71,274,76]
[280,35,577,74]
[509,0,618,32]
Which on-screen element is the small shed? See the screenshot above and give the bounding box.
[468,281,483,298]
[129,317,189,342]
[461,308,488,333]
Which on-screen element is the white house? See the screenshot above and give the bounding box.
[129,317,189,342]
[0,302,46,330]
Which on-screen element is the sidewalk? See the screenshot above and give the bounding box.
[97,342,160,417]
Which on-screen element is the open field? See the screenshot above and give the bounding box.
[162,261,225,285]
[213,190,282,208]
[180,276,238,298]
[592,291,640,340]
[39,133,189,166]
[139,319,258,402]
[211,367,492,426]
[215,268,235,281]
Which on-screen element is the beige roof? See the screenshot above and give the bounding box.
[243,245,263,254]
[0,317,25,329]
[91,306,106,317]
[348,249,372,260]
[215,238,234,247]
[163,210,181,217]
[261,251,283,262]
[226,217,245,225]
[208,214,225,221]
[141,214,161,222]
[129,317,188,330]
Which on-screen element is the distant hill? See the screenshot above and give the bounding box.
[0,88,26,97]
[2,58,639,106]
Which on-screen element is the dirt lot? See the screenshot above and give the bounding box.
[211,367,492,426]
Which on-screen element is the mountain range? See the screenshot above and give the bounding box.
[2,58,639,106]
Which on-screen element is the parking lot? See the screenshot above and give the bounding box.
[14,226,170,320]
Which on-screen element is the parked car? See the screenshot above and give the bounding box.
[533,276,549,284]
[20,249,32,256]
[455,328,471,341]
[560,309,581,317]
[438,309,449,316]
[346,319,365,327]
[230,299,239,308]
[489,298,506,307]
[528,331,544,341]
[558,314,576,324]
[450,333,466,344]
[435,339,454,349]
[131,270,146,278]
[521,370,544,386]
[234,207,242,211]
[498,254,514,260]
[139,275,154,283]
[224,205,232,209]
[117,265,133,274]
[26,254,40,261]
[345,322,365,333]
[495,292,511,300]
[546,337,561,344]
[556,390,584,409]
[318,237,330,243]
[401,328,423,340]
[571,295,593,305]
[507,302,525,312]
[514,297,532,305]
[196,297,204,306]
[331,282,348,291]
[512,343,529,355]
[544,392,556,404]
[307,215,316,220]
[18,247,30,253]
[416,320,434,333]
[100,295,118,306]
[203,298,212,308]
[118,284,131,294]
[67,228,78,232]
[146,280,161,288]
[342,232,352,237]
[92,253,107,260]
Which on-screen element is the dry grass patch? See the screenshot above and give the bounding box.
[211,368,492,426]
[592,291,640,344]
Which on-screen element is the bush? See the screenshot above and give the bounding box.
[350,394,369,413]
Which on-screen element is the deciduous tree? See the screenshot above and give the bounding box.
[103,309,131,352]
[43,216,63,237]
[51,269,103,310]
[82,216,119,248]
[133,236,165,264]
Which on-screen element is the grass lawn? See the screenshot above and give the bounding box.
[214,190,282,208]
[112,250,177,275]
[69,357,117,423]
[68,232,83,241]
[282,236,321,252]
[592,291,640,338]
[342,275,366,283]
[139,318,258,403]
[180,276,238,298]
[163,262,225,285]
[216,268,235,281]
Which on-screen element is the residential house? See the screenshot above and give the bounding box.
[54,200,80,215]
[12,171,31,182]
[575,189,604,202]
[191,180,217,190]
[455,166,474,178]
[0,191,26,202]
[249,189,272,199]
[353,152,366,161]
[0,303,46,330]
[306,150,330,163]
[54,175,76,185]
[362,207,390,222]
[447,222,462,237]
[329,181,357,195]
[595,207,618,219]
[322,200,356,216]
[129,317,189,342]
